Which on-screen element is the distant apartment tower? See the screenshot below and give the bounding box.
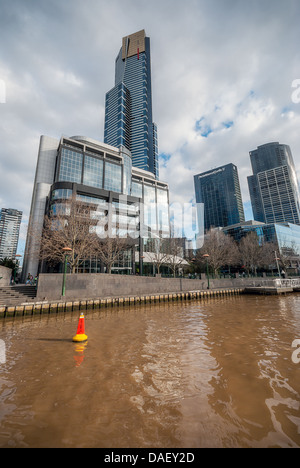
[104,30,159,179]
[194,163,245,231]
[0,208,22,260]
[247,142,300,224]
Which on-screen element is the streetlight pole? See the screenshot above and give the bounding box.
[62,247,72,297]
[274,251,281,279]
[203,254,210,289]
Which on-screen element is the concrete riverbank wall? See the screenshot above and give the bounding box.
[0,287,244,318]
[35,273,261,302]
[1,273,300,318]
[0,266,11,287]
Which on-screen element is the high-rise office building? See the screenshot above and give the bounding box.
[104,30,159,179]
[0,208,22,260]
[247,142,300,225]
[194,163,245,231]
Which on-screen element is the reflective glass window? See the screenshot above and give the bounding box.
[104,162,122,193]
[131,181,143,198]
[52,189,73,200]
[144,184,157,230]
[58,148,83,183]
[157,189,169,232]
[83,155,103,189]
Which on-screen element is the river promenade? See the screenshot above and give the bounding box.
[1,273,300,318]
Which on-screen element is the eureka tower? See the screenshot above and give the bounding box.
[104,30,159,179]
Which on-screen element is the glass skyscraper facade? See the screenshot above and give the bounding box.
[194,163,245,231]
[104,30,159,179]
[247,142,300,225]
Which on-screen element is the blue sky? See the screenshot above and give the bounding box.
[0,0,300,256]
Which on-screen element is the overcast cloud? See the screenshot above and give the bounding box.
[1,0,300,254]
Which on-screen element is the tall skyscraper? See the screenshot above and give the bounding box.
[0,208,22,260]
[194,163,245,231]
[247,142,300,225]
[104,30,159,179]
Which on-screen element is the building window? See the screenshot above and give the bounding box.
[104,161,122,193]
[144,184,157,231]
[131,181,143,198]
[58,148,83,184]
[83,155,104,189]
[157,188,169,232]
[52,189,73,200]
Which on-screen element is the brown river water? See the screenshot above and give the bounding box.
[0,294,300,448]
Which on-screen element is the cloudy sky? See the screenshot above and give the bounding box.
[1,0,300,254]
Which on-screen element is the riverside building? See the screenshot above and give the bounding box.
[104,30,159,179]
[22,135,170,280]
[247,142,300,225]
[223,220,300,272]
[194,163,245,232]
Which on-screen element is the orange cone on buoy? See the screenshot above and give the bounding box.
[73,313,88,342]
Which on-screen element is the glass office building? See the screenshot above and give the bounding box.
[223,220,300,268]
[194,163,245,231]
[247,142,300,225]
[104,30,159,179]
[22,135,169,280]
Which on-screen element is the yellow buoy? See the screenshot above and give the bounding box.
[73,313,88,342]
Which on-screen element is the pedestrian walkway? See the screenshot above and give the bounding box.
[0,285,37,306]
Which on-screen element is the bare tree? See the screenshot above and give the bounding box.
[164,236,188,277]
[239,231,261,276]
[149,237,170,275]
[197,228,239,276]
[37,197,99,273]
[260,241,279,272]
[238,231,277,276]
[95,237,132,274]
